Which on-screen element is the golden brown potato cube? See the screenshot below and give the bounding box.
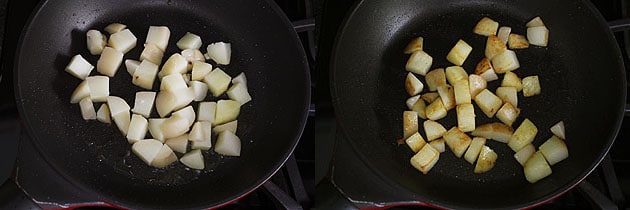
[404,36,424,54]
[514,144,535,166]
[411,98,427,119]
[501,71,523,92]
[473,89,503,118]
[421,92,439,104]
[471,122,513,143]
[426,97,448,121]
[437,85,455,111]
[539,135,568,165]
[496,102,520,126]
[429,138,446,153]
[403,111,418,139]
[405,72,424,96]
[456,103,475,132]
[474,145,497,173]
[508,118,538,152]
[522,76,541,97]
[524,151,552,183]
[485,35,507,60]
[464,137,486,164]
[446,39,473,66]
[508,33,529,49]
[474,57,499,82]
[406,50,433,76]
[424,120,447,141]
[453,79,471,105]
[473,17,499,36]
[491,49,520,73]
[445,66,468,85]
[443,126,472,158]
[425,68,447,92]
[469,74,487,98]
[410,144,440,174]
[496,86,518,107]
[405,132,426,153]
[406,95,421,110]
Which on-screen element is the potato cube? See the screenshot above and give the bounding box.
[140,43,164,65]
[214,131,241,156]
[445,66,468,85]
[443,127,472,158]
[421,92,439,104]
[473,89,502,118]
[148,118,167,142]
[131,91,156,118]
[176,32,203,50]
[132,60,159,90]
[496,86,518,107]
[526,16,545,27]
[524,151,552,183]
[473,17,499,36]
[424,120,447,141]
[192,61,213,81]
[426,97,447,121]
[404,36,424,54]
[403,111,418,139]
[429,138,446,153]
[206,42,232,65]
[197,101,217,124]
[165,134,188,153]
[215,100,241,125]
[468,74,487,98]
[456,103,475,132]
[550,121,565,139]
[160,73,188,92]
[514,144,535,166]
[204,68,232,97]
[425,68,446,92]
[405,72,424,96]
[522,76,541,97]
[501,71,523,91]
[96,104,111,123]
[474,57,499,82]
[146,26,171,51]
[410,144,440,174]
[508,33,529,49]
[447,40,473,66]
[227,82,252,105]
[86,30,107,55]
[496,102,520,126]
[97,47,124,77]
[125,59,140,76]
[86,76,109,102]
[213,120,238,134]
[108,29,137,54]
[508,118,538,152]
[437,85,455,111]
[65,54,94,80]
[527,26,549,47]
[474,145,497,173]
[160,53,188,77]
[406,95,421,110]
[485,35,507,60]
[70,80,90,104]
[104,23,126,34]
[453,79,471,105]
[539,135,568,165]
[127,114,148,144]
[411,98,427,119]
[491,49,520,73]
[497,26,511,44]
[79,97,97,120]
[405,132,426,153]
[405,50,433,76]
[464,137,486,164]
[471,122,513,143]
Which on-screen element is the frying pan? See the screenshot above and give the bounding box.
[13,0,309,209]
[330,0,626,209]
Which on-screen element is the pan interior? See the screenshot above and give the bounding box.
[331,0,625,208]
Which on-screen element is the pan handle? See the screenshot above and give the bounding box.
[608,18,630,32]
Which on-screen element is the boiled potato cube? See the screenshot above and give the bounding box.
[97,47,124,77]
[405,50,433,76]
[429,138,446,153]
[86,29,107,55]
[191,122,213,150]
[215,99,241,125]
[181,49,205,69]
[491,49,520,73]
[131,91,156,118]
[112,111,131,136]
[104,23,126,34]
[160,53,188,77]
[406,95,421,110]
[190,81,209,102]
[79,97,96,120]
[127,114,148,144]
[404,36,424,54]
[496,86,518,107]
[410,98,427,119]
[188,122,206,142]
[514,144,535,166]
[204,68,232,97]
[473,17,499,36]
[453,79,471,105]
[150,144,177,168]
[197,101,216,124]
[426,98,447,121]
[232,72,248,86]
[425,68,446,92]
[472,122,513,143]
[485,35,506,60]
[474,57,498,82]
[403,111,418,139]
[497,26,511,44]
[155,91,176,117]
[108,29,137,54]
[96,104,111,123]
[125,59,140,76]
[424,120,447,141]
[437,85,455,111]
[164,134,188,153]
[474,145,497,173]
[207,42,232,65]
[132,60,159,90]
[474,89,502,118]
[522,76,541,97]
[176,32,202,50]
[464,137,486,164]
[508,118,538,152]
[86,76,109,102]
[496,102,520,126]
[524,151,552,183]
[508,33,529,49]
[446,39,472,66]
[160,73,188,92]
[172,106,196,128]
[213,120,238,134]
[526,16,545,27]
[421,92,439,104]
[191,61,212,81]
[148,118,166,142]
[405,72,424,96]
[539,135,568,165]
[140,43,164,65]
[527,26,549,47]
[180,149,204,169]
[131,139,163,165]
[107,96,131,116]
[410,144,440,174]
[160,116,190,139]
[443,126,472,158]
[468,74,486,98]
[215,131,241,156]
[70,80,90,104]
[501,71,522,92]
[456,103,475,132]
[145,26,170,51]
[405,132,426,153]
[550,121,565,139]
[445,66,468,85]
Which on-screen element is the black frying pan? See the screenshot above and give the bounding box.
[14,0,309,209]
[331,0,626,209]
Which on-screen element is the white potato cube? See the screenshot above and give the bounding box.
[485,35,506,60]
[526,16,545,27]
[181,49,205,70]
[497,26,511,44]
[496,86,518,107]
[437,85,455,111]
[410,98,427,119]
[464,137,486,164]
[191,122,212,150]
[213,120,237,134]
[96,104,111,123]
[215,100,241,125]
[227,82,252,105]
[405,72,424,96]
[127,114,148,144]
[79,97,96,120]
[405,132,426,153]
[491,49,520,73]
[86,76,109,102]
[496,102,520,126]
[502,71,523,92]
[474,145,497,173]
[429,139,445,153]
[471,123,513,143]
[112,111,131,136]
[65,54,94,80]
[445,66,468,85]
[198,101,217,123]
[550,121,565,139]
[104,23,126,34]
[410,144,440,174]
[425,68,446,92]
[177,32,202,50]
[522,76,541,97]
[132,91,156,118]
[539,135,568,165]
[423,120,446,141]
[108,29,137,54]
[207,42,232,65]
[474,89,502,118]
[70,80,90,104]
[160,73,188,92]
[527,26,549,47]
[473,17,499,36]
[508,118,538,152]
[151,144,177,168]
[421,92,439,104]
[160,53,188,77]
[145,26,170,51]
[425,97,447,121]
[180,149,204,169]
[508,33,529,49]
[86,30,107,55]
[140,43,164,65]
[160,116,190,139]
[232,72,248,86]
[524,151,552,183]
[404,36,424,54]
[215,131,241,156]
[474,57,498,82]
[148,118,167,142]
[443,126,472,158]
[514,144,535,166]
[165,134,188,153]
[468,74,486,98]
[446,39,473,66]
[155,91,177,117]
[189,122,206,142]
[132,60,159,90]
[172,106,196,128]
[405,50,433,76]
[190,81,209,101]
[192,61,212,81]
[453,79,471,105]
[97,47,123,77]
[131,139,163,165]
[125,59,140,76]
[403,111,418,139]
[204,68,232,97]
[106,96,130,116]
[456,103,475,132]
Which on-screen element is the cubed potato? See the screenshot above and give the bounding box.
[404,36,423,54]
[145,26,170,51]
[443,127,472,158]
[181,49,205,69]
[456,103,475,132]
[405,50,433,76]
[96,104,111,124]
[165,134,188,153]
[131,139,163,166]
[437,85,455,111]
[524,151,552,183]
[491,49,520,73]
[160,116,190,139]
[446,39,473,66]
[403,111,419,139]
[514,144,535,166]
[109,29,137,54]
[131,91,156,118]
[97,47,124,77]
[471,122,513,143]
[508,33,529,49]
[206,42,232,65]
[214,131,241,156]
[213,120,238,134]
[151,144,178,168]
[485,35,507,60]
[406,95,421,110]
[526,16,545,27]
[148,118,167,142]
[159,53,188,77]
[79,97,97,120]
[508,118,538,152]
[496,102,520,126]
[176,32,202,50]
[125,59,140,76]
[474,145,497,173]
[410,144,440,174]
[86,29,107,55]
[522,76,541,97]
[405,132,427,153]
[473,17,499,36]
[190,81,209,102]
[496,86,518,107]
[497,26,511,44]
[191,61,213,81]
[140,43,164,65]
[550,121,565,139]
[445,66,468,85]
[527,26,549,47]
[501,71,523,92]
[215,99,241,125]
[539,135,568,165]
[197,101,216,124]
[424,120,447,141]
[132,60,159,90]
[127,114,148,144]
[421,92,439,104]
[410,98,427,119]
[474,89,502,118]
[86,76,109,102]
[426,97,447,121]
[204,68,232,97]
[429,138,446,153]
[104,23,126,34]
[453,79,471,105]
[464,137,486,164]
[180,149,204,169]
[468,74,486,98]
[405,72,424,96]
[70,80,90,103]
[474,57,498,82]
[425,68,446,92]
[191,122,212,151]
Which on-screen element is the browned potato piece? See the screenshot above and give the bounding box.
[514,144,535,166]
[456,103,475,132]
[501,71,523,92]
[453,79,471,105]
[437,85,455,111]
[410,144,440,174]
[473,89,502,118]
[496,102,520,126]
[496,86,518,107]
[471,122,513,143]
[446,39,473,66]
[539,135,568,165]
[485,35,506,60]
[403,111,418,139]
[508,118,538,152]
[474,57,499,82]
[508,33,529,49]
[421,92,439,104]
[405,132,426,153]
[469,74,487,98]
[522,76,541,97]
[406,95,421,110]
[445,66,468,85]
[429,138,446,153]
[491,49,520,73]
[404,36,424,54]
[473,17,499,36]
[524,151,552,183]
[474,145,497,173]
[443,127,472,158]
[406,50,433,76]
[424,120,447,141]
[464,137,486,164]
[426,97,448,121]
[405,72,424,96]
[411,98,427,119]
[425,68,447,92]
